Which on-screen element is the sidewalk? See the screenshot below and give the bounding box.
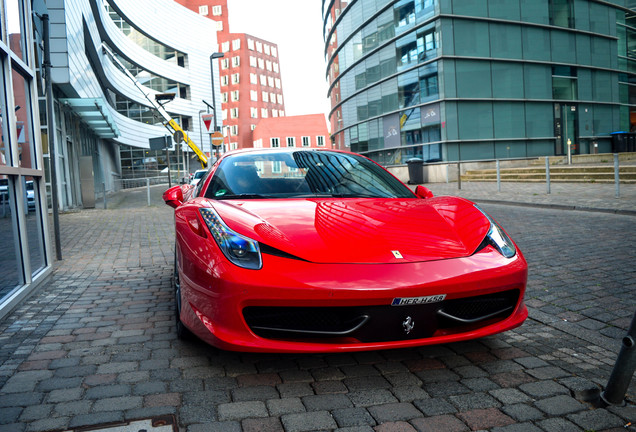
[422,181,636,215]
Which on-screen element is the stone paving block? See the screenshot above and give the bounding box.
[366,402,422,423]
[501,403,544,422]
[449,392,501,411]
[242,416,284,432]
[0,391,43,407]
[456,407,515,430]
[373,421,417,432]
[335,425,375,432]
[85,384,131,399]
[0,407,22,424]
[217,401,268,421]
[536,417,584,432]
[68,411,125,429]
[302,393,353,411]
[24,416,69,432]
[92,395,143,412]
[410,414,470,432]
[266,397,306,417]
[490,423,543,432]
[391,385,430,402]
[331,407,376,428]
[348,389,398,407]
[566,407,624,430]
[312,380,348,394]
[488,388,532,405]
[182,390,231,406]
[187,421,241,432]
[232,385,280,401]
[413,398,457,416]
[461,377,500,392]
[518,380,569,398]
[179,405,217,424]
[534,394,586,416]
[277,382,314,398]
[344,376,391,391]
[280,410,338,432]
[423,380,470,397]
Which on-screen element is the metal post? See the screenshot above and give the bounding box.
[102,182,107,209]
[42,13,62,260]
[614,153,620,199]
[457,161,461,190]
[601,310,636,406]
[146,178,151,206]
[165,137,172,188]
[545,156,551,195]
[496,160,501,192]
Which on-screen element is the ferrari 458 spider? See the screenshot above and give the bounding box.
[163,148,527,353]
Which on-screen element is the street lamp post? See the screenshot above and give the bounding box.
[209,52,225,160]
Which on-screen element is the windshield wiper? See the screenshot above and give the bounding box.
[217,193,269,200]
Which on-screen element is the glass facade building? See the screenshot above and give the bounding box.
[1,0,52,318]
[322,0,636,166]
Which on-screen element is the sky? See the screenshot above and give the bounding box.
[227,0,331,120]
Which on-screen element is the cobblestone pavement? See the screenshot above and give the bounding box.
[0,184,634,432]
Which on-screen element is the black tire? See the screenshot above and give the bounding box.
[174,252,193,340]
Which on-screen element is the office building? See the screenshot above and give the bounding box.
[322,0,635,166]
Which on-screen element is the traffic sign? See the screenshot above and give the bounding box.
[202,113,214,132]
[210,131,224,147]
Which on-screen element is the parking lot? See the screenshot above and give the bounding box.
[0,184,634,432]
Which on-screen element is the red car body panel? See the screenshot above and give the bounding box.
[165,149,528,352]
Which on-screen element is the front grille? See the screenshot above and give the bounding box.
[243,289,520,343]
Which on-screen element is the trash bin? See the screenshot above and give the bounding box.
[406,158,424,184]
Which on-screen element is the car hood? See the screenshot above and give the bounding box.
[207,197,490,264]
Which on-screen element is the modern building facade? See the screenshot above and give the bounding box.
[1,0,52,318]
[252,114,329,150]
[45,0,221,209]
[322,0,636,166]
[174,0,287,151]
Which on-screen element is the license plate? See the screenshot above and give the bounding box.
[391,294,446,306]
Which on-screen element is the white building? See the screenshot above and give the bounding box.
[48,0,222,209]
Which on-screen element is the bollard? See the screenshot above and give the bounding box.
[457,161,462,190]
[545,157,551,195]
[601,310,636,406]
[146,178,151,207]
[103,182,107,210]
[614,153,620,199]
[496,160,501,192]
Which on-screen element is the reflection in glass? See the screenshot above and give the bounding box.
[25,178,45,276]
[0,178,22,300]
[7,0,26,62]
[12,69,34,168]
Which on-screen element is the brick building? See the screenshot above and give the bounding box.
[174,0,286,151]
[252,114,329,150]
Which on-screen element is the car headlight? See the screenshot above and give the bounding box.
[199,208,262,269]
[475,205,516,258]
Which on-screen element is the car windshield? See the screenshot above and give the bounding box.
[203,150,415,199]
[193,170,206,180]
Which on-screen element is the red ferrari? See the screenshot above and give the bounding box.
[163,148,527,353]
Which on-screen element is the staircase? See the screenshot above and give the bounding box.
[460,153,636,184]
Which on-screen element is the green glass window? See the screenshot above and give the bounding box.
[494,103,526,138]
[522,27,551,61]
[490,23,522,60]
[453,0,488,17]
[492,62,524,99]
[551,30,576,64]
[454,20,490,57]
[524,64,552,99]
[458,102,493,140]
[520,0,549,25]
[549,0,573,28]
[488,0,520,20]
[456,60,491,98]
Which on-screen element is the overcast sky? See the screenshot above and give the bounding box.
[227,0,331,121]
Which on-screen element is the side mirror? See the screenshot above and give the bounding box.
[163,185,184,208]
[415,185,434,199]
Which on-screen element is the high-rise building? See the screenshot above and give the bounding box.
[175,0,287,151]
[322,0,636,166]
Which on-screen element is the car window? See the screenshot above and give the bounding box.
[203,151,414,199]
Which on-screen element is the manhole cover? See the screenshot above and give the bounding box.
[56,416,177,432]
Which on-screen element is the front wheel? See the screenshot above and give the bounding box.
[174,251,193,340]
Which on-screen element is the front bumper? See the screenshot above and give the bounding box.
[179,246,528,353]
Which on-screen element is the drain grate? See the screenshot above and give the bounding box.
[54,416,178,432]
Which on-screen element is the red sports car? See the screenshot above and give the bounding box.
[163,148,527,353]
